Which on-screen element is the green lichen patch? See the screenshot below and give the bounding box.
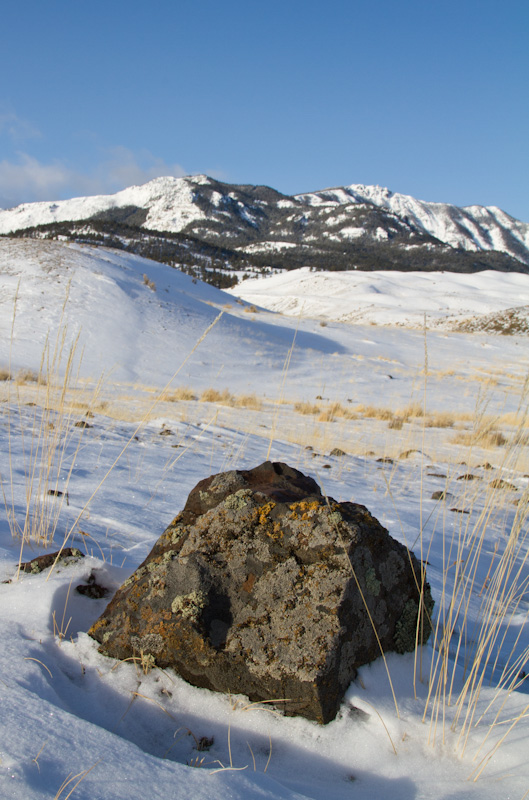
[224,489,253,510]
[364,567,381,596]
[327,510,343,527]
[393,592,433,654]
[171,590,208,622]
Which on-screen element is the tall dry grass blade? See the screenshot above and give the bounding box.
[53,761,100,799]
[46,311,224,577]
[266,312,301,460]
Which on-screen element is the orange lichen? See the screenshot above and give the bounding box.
[242,573,256,593]
[256,501,276,526]
[288,500,322,521]
[266,521,284,541]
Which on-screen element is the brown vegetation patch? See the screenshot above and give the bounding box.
[164,386,198,402]
[200,388,235,405]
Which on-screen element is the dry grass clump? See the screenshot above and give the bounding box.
[233,393,263,410]
[497,410,529,428]
[356,404,395,421]
[478,429,508,447]
[119,385,263,413]
[200,387,235,405]
[294,401,321,416]
[164,386,198,402]
[2,340,97,549]
[142,274,156,292]
[318,403,340,423]
[452,422,508,449]
[318,401,356,423]
[15,367,42,385]
[244,304,258,313]
[356,402,431,429]
[424,411,456,428]
[398,402,424,419]
[423,447,529,777]
[0,367,12,381]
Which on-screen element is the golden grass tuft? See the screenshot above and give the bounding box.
[397,402,424,419]
[200,387,235,406]
[424,411,456,428]
[355,404,395,421]
[142,274,156,292]
[163,386,198,402]
[294,401,321,416]
[2,336,99,550]
[0,367,12,381]
[452,424,508,449]
[318,401,357,423]
[233,393,263,410]
[15,367,42,385]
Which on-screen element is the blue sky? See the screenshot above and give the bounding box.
[1,0,528,220]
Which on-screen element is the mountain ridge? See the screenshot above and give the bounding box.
[1,175,527,276]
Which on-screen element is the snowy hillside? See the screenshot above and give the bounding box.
[2,238,528,407]
[1,175,528,273]
[0,239,528,799]
[228,266,529,329]
[0,176,211,236]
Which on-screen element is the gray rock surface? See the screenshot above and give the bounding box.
[89,461,433,723]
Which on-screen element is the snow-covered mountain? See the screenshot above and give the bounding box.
[1,175,528,273]
[297,184,529,264]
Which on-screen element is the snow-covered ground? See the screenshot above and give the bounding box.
[0,239,528,799]
[227,266,529,328]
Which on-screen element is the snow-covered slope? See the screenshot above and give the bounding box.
[0,175,528,269]
[1,238,529,799]
[0,239,339,388]
[228,265,529,328]
[2,237,528,422]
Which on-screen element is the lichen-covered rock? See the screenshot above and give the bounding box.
[89,461,433,723]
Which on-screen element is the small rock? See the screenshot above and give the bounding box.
[19,548,84,574]
[399,450,429,460]
[76,571,109,599]
[489,479,518,491]
[431,490,453,501]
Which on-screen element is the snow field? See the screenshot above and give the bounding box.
[0,239,528,799]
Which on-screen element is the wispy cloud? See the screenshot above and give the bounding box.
[0,111,41,142]
[94,146,187,191]
[0,148,188,208]
[0,155,72,208]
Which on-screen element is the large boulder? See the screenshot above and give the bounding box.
[89,461,433,723]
